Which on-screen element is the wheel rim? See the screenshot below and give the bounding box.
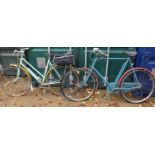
[120,69,155,103]
[2,67,31,97]
[61,68,97,102]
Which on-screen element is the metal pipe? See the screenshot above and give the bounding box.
[69,47,72,52]
[85,47,88,68]
[104,47,110,86]
[48,47,50,54]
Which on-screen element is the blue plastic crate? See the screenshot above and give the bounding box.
[135,48,155,97]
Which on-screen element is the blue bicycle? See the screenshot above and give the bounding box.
[1,48,75,97]
[61,48,155,103]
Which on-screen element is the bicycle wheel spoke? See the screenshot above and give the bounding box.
[61,68,97,102]
[2,66,31,97]
[119,68,155,103]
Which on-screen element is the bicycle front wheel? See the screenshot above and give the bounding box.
[119,68,155,103]
[45,65,74,96]
[61,68,98,102]
[1,66,32,97]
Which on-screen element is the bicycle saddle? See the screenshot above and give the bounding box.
[20,48,29,51]
[49,51,73,58]
[124,51,137,57]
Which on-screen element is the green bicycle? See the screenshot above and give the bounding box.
[1,47,75,97]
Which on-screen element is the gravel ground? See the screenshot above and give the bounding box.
[0,86,155,107]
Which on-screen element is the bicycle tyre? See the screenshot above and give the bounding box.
[1,65,32,97]
[119,67,155,103]
[61,68,98,102]
[45,65,74,96]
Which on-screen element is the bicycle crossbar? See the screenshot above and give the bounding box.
[107,82,141,93]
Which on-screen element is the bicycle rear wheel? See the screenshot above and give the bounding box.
[1,66,32,97]
[119,68,155,103]
[61,68,98,102]
[45,65,74,96]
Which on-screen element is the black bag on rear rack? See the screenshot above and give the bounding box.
[53,55,75,66]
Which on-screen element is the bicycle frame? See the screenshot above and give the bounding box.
[87,56,139,92]
[16,53,61,86]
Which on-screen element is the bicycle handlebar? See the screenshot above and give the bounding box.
[14,48,29,55]
[92,48,108,57]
